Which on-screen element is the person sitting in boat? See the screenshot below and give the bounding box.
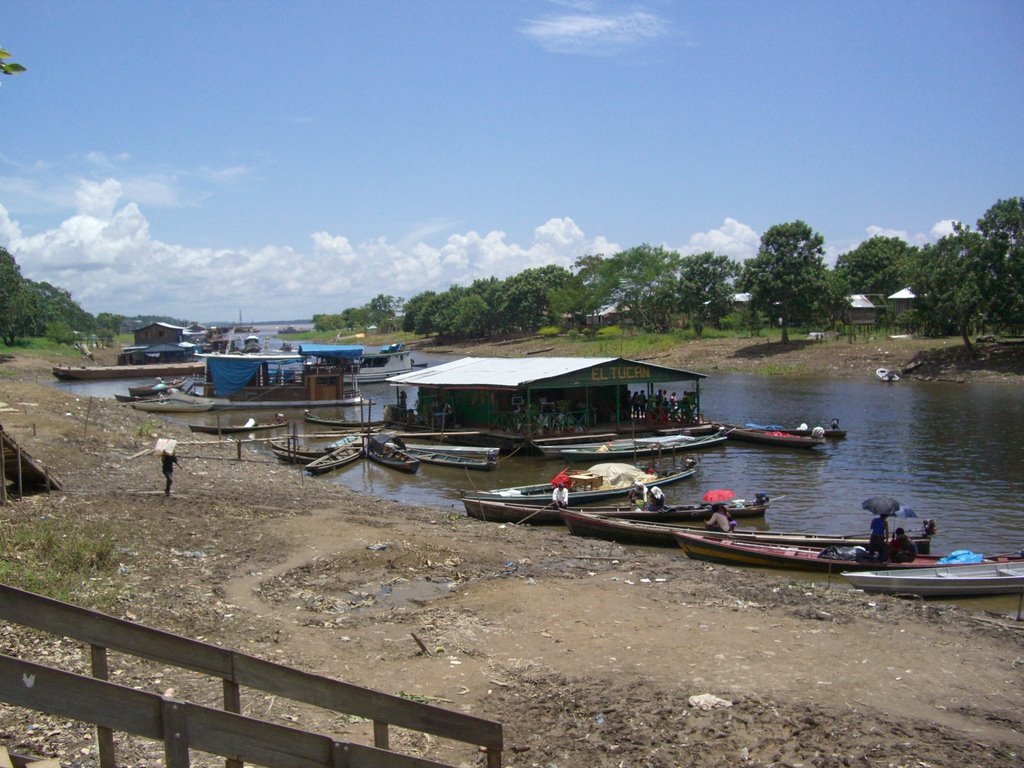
[889,527,918,563]
[648,485,666,511]
[274,413,286,424]
[705,504,735,532]
[830,418,840,430]
[551,482,569,509]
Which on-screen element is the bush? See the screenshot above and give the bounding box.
[538,325,561,337]
[45,320,76,345]
[595,325,622,338]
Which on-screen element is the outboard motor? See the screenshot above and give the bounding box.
[922,519,937,536]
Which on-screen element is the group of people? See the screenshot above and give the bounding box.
[867,512,918,563]
[628,389,696,423]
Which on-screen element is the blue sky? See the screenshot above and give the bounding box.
[2,1,1021,322]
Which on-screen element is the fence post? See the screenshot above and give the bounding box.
[223,674,243,768]
[162,697,191,768]
[90,645,117,768]
[372,721,389,750]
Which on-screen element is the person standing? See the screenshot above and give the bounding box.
[161,450,180,496]
[868,512,888,561]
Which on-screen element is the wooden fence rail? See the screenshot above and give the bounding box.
[0,654,453,768]
[0,585,502,768]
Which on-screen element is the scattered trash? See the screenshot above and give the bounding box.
[595,713,605,725]
[367,543,388,551]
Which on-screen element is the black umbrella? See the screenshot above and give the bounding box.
[861,496,902,516]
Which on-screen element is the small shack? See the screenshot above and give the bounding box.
[1,425,63,499]
[385,356,708,438]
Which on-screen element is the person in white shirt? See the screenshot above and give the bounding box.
[648,485,665,511]
[551,482,569,509]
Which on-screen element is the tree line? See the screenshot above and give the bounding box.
[319,197,1022,350]
[2,196,1020,351]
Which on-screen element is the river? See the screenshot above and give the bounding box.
[54,353,1024,557]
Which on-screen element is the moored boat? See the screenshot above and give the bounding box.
[464,495,766,526]
[461,460,699,508]
[364,434,420,473]
[876,368,901,382]
[563,510,933,552]
[354,342,414,383]
[551,431,727,461]
[130,391,219,413]
[303,410,385,429]
[719,424,826,449]
[673,532,1019,572]
[402,444,498,471]
[304,442,365,475]
[842,561,1024,596]
[188,417,289,435]
[127,377,190,397]
[270,434,361,465]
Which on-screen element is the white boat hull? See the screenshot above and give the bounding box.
[843,561,1024,596]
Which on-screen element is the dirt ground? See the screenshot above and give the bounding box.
[1,337,1023,768]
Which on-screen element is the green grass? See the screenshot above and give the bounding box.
[0,337,81,359]
[0,517,121,606]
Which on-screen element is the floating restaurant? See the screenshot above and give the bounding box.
[384,356,709,442]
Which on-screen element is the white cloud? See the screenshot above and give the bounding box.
[678,218,760,261]
[0,181,620,320]
[930,219,958,239]
[522,9,669,54]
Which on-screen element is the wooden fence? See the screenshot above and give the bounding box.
[0,585,502,768]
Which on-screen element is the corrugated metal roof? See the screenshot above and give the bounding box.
[848,294,876,309]
[387,356,705,388]
[889,288,916,299]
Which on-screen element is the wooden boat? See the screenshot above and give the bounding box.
[303,410,385,429]
[51,362,205,381]
[127,377,189,397]
[876,367,900,382]
[461,459,699,507]
[270,434,361,465]
[673,532,1021,573]
[465,496,767,526]
[188,418,289,435]
[304,442,364,475]
[842,562,1024,596]
[562,509,933,552]
[719,424,826,449]
[130,391,218,413]
[364,435,420,474]
[551,431,728,461]
[402,444,498,471]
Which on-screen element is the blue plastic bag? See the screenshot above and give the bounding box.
[936,550,985,565]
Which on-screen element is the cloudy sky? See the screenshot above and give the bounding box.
[2,2,1021,322]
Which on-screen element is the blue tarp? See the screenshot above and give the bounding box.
[936,550,985,564]
[298,344,364,361]
[206,357,266,396]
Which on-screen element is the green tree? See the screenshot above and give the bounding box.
[605,245,681,332]
[740,221,828,344]
[976,197,1024,330]
[677,251,738,338]
[911,227,989,350]
[366,294,403,332]
[834,236,917,298]
[499,265,571,332]
[0,247,28,345]
[402,291,438,334]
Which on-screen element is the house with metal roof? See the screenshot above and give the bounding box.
[385,356,708,438]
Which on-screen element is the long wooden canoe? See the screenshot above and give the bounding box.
[403,445,498,471]
[304,444,364,475]
[461,459,699,507]
[562,510,932,552]
[303,410,385,429]
[462,493,754,526]
[719,424,826,449]
[189,419,289,435]
[673,532,1017,572]
[547,432,728,461]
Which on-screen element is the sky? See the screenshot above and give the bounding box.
[2,2,1022,323]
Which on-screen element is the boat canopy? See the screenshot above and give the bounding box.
[204,355,299,396]
[298,344,364,361]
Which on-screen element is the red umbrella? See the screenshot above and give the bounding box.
[702,489,736,503]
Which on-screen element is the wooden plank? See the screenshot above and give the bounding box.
[0,656,455,768]
[0,586,233,679]
[234,655,503,751]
